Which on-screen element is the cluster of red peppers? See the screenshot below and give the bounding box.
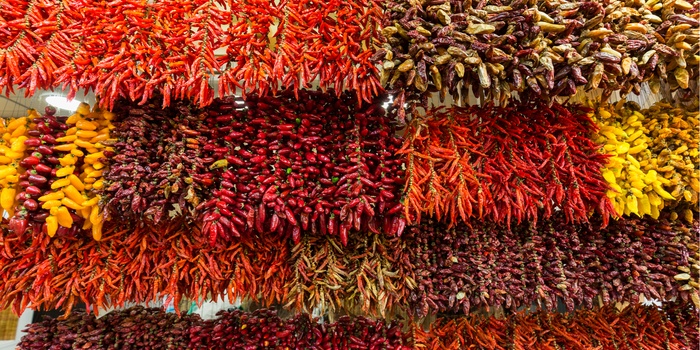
[398,213,699,317]
[19,303,698,350]
[413,302,698,350]
[104,90,406,245]
[0,218,291,317]
[399,100,615,227]
[0,0,384,108]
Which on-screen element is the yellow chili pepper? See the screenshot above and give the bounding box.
[56,206,73,228]
[4,150,22,159]
[76,130,98,138]
[51,178,71,189]
[11,136,27,152]
[92,220,103,241]
[38,191,65,202]
[1,188,15,210]
[89,134,109,143]
[76,120,97,131]
[82,219,92,230]
[59,154,77,167]
[74,140,94,148]
[55,166,75,178]
[56,135,78,142]
[41,200,62,210]
[61,197,83,210]
[87,170,103,178]
[66,114,81,124]
[66,127,78,136]
[62,185,84,204]
[54,144,77,152]
[81,197,99,207]
[46,216,58,237]
[92,179,104,189]
[0,156,11,164]
[89,205,101,225]
[0,167,17,179]
[80,206,92,218]
[68,174,85,191]
[71,148,84,157]
[7,117,27,130]
[10,125,26,138]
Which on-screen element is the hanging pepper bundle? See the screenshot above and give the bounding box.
[19,306,411,350]
[104,90,406,244]
[413,302,699,350]
[641,101,699,212]
[0,111,33,219]
[0,218,291,317]
[0,104,114,240]
[18,306,202,350]
[400,213,699,318]
[592,100,698,221]
[284,232,408,319]
[379,0,699,113]
[399,100,614,227]
[189,309,411,350]
[0,0,384,108]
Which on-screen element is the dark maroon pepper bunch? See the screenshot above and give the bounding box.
[102,99,207,225]
[399,213,699,318]
[18,306,201,350]
[196,89,405,245]
[189,308,411,350]
[103,90,405,245]
[8,106,75,237]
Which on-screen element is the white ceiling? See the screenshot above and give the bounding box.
[0,88,97,118]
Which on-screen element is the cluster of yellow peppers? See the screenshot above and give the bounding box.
[0,113,34,217]
[592,100,699,222]
[40,103,114,240]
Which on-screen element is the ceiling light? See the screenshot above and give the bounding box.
[45,96,82,112]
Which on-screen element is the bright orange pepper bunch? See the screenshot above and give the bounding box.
[0,0,384,108]
[0,218,291,317]
[399,99,615,228]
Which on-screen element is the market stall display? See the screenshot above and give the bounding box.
[0,0,697,349]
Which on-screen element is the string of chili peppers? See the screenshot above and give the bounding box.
[103,90,406,245]
[0,104,113,240]
[400,213,699,318]
[398,99,615,228]
[378,0,699,115]
[591,99,699,222]
[413,302,698,350]
[284,232,408,319]
[0,0,385,108]
[0,218,292,317]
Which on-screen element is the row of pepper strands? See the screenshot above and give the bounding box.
[0,103,112,240]
[379,0,699,123]
[1,0,698,113]
[398,98,699,228]
[0,92,697,245]
[0,212,695,320]
[16,302,700,350]
[412,302,698,350]
[0,0,384,108]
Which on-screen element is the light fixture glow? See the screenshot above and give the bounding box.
[45,96,82,112]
